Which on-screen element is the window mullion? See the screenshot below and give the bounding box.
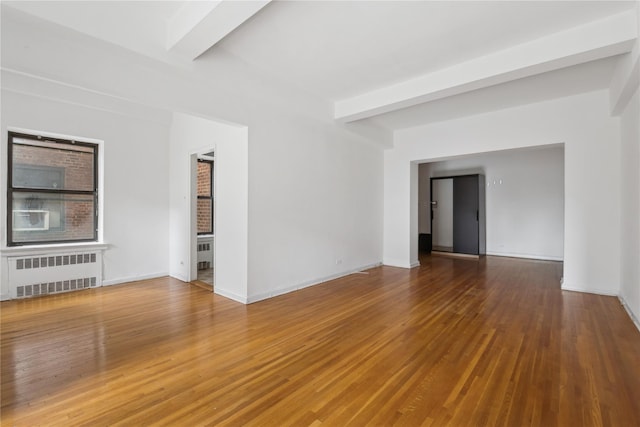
[8,132,99,246]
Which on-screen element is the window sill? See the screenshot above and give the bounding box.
[0,242,110,257]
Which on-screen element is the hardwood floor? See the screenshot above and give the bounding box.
[197,267,214,286]
[2,256,639,426]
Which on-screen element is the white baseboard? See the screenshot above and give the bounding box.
[561,283,618,296]
[246,262,382,304]
[102,271,169,286]
[214,287,247,304]
[1,293,11,301]
[383,258,417,269]
[486,251,563,261]
[169,272,188,283]
[619,295,640,332]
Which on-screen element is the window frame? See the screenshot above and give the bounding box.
[7,131,99,247]
[196,158,214,236]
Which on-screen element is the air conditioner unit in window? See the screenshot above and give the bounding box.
[13,210,50,231]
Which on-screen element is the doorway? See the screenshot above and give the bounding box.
[195,151,215,287]
[417,145,564,263]
[431,175,485,256]
[431,178,454,252]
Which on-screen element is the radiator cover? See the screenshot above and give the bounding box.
[8,250,102,299]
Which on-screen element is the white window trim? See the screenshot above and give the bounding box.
[4,127,105,248]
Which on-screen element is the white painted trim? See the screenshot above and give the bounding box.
[167,0,271,60]
[1,293,11,301]
[486,251,563,262]
[1,243,109,257]
[610,0,640,116]
[619,295,640,332]
[102,272,169,287]
[4,126,106,247]
[214,286,248,304]
[169,272,189,283]
[383,259,416,269]
[189,153,198,283]
[1,69,171,125]
[561,284,618,297]
[6,125,104,145]
[246,262,383,304]
[611,54,640,115]
[410,260,421,268]
[336,10,637,122]
[189,147,217,284]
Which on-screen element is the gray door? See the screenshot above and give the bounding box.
[453,175,479,254]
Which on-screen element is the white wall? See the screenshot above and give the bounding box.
[417,163,431,234]
[0,89,172,298]
[1,7,384,303]
[418,146,564,260]
[169,112,248,302]
[619,86,640,324]
[246,107,384,302]
[611,0,638,322]
[386,91,620,295]
[168,105,384,305]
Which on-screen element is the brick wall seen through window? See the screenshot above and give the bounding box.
[197,160,213,234]
[8,132,98,246]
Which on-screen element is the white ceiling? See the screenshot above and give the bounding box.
[3,0,638,131]
[211,0,634,100]
[3,1,184,61]
[365,55,620,130]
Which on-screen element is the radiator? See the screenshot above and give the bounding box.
[197,237,214,270]
[7,250,102,299]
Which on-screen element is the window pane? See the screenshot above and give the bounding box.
[197,162,211,196]
[197,199,212,234]
[11,192,95,243]
[12,141,94,191]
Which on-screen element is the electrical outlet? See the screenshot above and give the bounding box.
[336,259,343,265]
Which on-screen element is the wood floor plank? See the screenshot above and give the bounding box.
[2,256,639,426]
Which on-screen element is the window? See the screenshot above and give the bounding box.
[7,132,98,246]
[197,159,213,235]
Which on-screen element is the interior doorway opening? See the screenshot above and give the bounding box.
[430,174,486,258]
[417,144,564,263]
[169,112,248,302]
[194,150,215,289]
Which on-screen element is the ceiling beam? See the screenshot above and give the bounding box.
[335,10,638,123]
[167,0,271,61]
[610,3,639,116]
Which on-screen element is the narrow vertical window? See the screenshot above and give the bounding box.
[197,159,213,235]
[7,132,98,246]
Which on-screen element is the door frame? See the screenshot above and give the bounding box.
[430,174,484,256]
[189,149,216,288]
